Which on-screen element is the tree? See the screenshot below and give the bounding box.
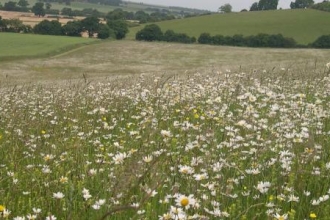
[64,0,71,6]
[135,24,163,41]
[0,16,7,31]
[62,21,83,36]
[134,10,150,23]
[17,0,29,8]
[106,8,127,20]
[258,0,279,10]
[3,1,18,11]
[311,1,330,12]
[163,30,195,44]
[312,35,330,48]
[45,2,52,10]
[97,23,114,39]
[250,2,259,11]
[106,19,128,39]
[4,19,25,32]
[198,33,212,44]
[61,7,75,16]
[33,20,63,35]
[219,3,232,13]
[81,16,100,37]
[290,0,314,8]
[32,2,46,17]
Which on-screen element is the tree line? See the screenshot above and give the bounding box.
[135,24,196,43]
[0,1,201,24]
[135,24,330,49]
[0,15,129,39]
[220,0,317,12]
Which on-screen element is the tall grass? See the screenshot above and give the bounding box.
[0,64,330,219]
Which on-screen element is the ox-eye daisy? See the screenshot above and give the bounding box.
[274,213,288,220]
[175,194,196,209]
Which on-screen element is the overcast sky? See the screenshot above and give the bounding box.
[128,0,324,12]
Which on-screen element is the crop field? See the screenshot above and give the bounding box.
[0,40,330,219]
[128,9,330,45]
[0,10,85,27]
[0,32,98,60]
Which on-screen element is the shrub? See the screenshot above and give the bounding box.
[97,24,113,39]
[311,35,330,48]
[62,21,83,37]
[198,32,212,44]
[135,24,163,41]
[163,29,195,44]
[212,35,226,45]
[33,20,63,35]
[107,20,129,40]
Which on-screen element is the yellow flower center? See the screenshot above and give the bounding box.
[180,198,189,206]
[310,213,317,218]
[0,205,5,212]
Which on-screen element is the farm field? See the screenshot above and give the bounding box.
[0,39,330,219]
[0,32,98,60]
[128,9,330,45]
[0,10,86,27]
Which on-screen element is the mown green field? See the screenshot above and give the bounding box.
[0,32,98,60]
[128,9,330,45]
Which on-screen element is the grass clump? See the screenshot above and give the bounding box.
[0,65,330,219]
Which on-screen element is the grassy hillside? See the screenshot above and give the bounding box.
[128,9,330,45]
[0,33,98,60]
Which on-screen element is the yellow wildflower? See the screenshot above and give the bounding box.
[310,212,317,218]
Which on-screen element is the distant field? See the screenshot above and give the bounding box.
[128,9,330,45]
[0,33,98,60]
[0,10,85,27]
[1,40,330,84]
[0,0,204,14]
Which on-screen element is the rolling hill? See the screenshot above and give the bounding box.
[128,9,330,45]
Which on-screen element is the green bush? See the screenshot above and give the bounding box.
[33,20,63,36]
[62,21,83,37]
[163,30,195,44]
[198,32,212,44]
[198,32,297,48]
[97,24,112,39]
[311,35,330,48]
[135,24,163,41]
[107,20,129,40]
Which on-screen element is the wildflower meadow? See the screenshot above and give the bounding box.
[0,66,330,220]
